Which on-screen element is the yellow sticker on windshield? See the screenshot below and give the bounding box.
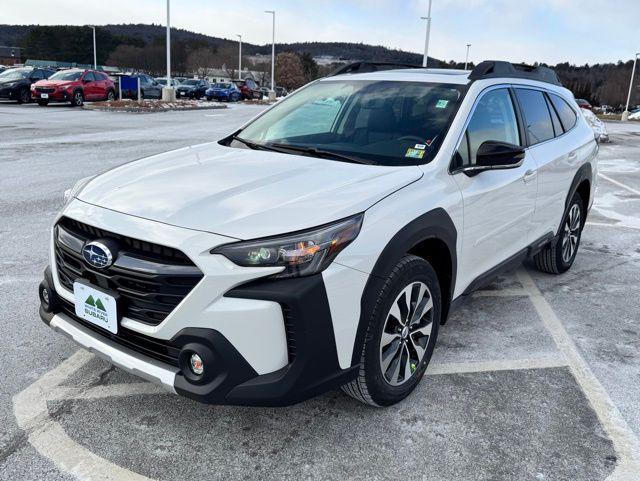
[405,148,425,159]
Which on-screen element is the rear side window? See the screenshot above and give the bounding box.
[549,94,578,132]
[545,94,564,136]
[454,88,520,167]
[515,89,555,145]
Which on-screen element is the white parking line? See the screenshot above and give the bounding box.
[518,269,640,480]
[599,173,640,197]
[587,221,640,231]
[428,356,568,375]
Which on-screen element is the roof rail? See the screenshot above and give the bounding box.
[327,61,422,77]
[469,61,562,87]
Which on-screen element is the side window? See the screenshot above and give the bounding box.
[545,94,564,136]
[515,89,555,145]
[84,72,95,82]
[455,88,520,167]
[549,94,578,132]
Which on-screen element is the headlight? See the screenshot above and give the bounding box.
[63,175,96,205]
[30,84,36,90]
[212,214,364,279]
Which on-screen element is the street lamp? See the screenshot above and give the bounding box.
[464,44,471,70]
[622,52,639,122]
[237,34,242,79]
[89,26,97,69]
[421,0,433,68]
[265,10,276,98]
[162,0,175,101]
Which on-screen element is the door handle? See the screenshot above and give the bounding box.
[523,170,537,183]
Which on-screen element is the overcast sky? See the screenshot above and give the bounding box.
[4,0,639,65]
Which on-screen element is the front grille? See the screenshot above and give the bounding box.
[54,217,203,326]
[36,87,55,93]
[59,298,180,367]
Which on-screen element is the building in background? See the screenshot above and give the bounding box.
[0,46,22,65]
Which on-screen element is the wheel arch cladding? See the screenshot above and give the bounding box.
[564,162,592,230]
[351,208,457,367]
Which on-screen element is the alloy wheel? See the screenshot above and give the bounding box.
[379,282,434,386]
[562,203,581,263]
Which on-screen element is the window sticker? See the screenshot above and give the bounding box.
[405,148,426,159]
[435,99,449,109]
[414,144,426,150]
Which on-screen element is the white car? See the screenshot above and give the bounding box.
[39,61,597,407]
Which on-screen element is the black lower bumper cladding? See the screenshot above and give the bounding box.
[40,267,357,406]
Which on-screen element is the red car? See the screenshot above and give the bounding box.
[575,98,593,111]
[233,78,263,100]
[31,69,116,107]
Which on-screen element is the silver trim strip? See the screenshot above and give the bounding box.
[49,313,179,393]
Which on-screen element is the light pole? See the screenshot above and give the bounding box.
[90,26,97,69]
[622,52,639,122]
[237,34,242,79]
[421,0,433,67]
[464,44,471,70]
[162,0,175,101]
[265,10,276,98]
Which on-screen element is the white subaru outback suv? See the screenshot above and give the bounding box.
[39,61,598,407]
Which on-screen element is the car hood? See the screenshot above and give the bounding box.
[77,142,422,239]
[178,85,196,90]
[0,78,26,86]
[36,80,74,87]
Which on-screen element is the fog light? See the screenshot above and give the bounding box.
[189,353,204,375]
[41,288,50,306]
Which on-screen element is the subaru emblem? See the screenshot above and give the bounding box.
[82,241,114,269]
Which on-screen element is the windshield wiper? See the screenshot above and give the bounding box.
[230,135,281,152]
[268,143,373,165]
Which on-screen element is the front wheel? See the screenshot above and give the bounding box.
[534,191,585,274]
[17,88,31,104]
[70,90,84,107]
[342,255,441,406]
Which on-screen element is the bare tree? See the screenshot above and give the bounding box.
[275,52,306,90]
[186,48,218,77]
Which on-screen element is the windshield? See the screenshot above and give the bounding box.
[0,69,30,80]
[156,79,167,85]
[234,80,464,166]
[215,83,232,89]
[49,70,83,81]
[183,80,199,86]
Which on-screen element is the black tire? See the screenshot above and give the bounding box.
[37,100,49,107]
[534,191,585,274]
[342,255,441,407]
[70,90,84,107]
[106,90,115,102]
[17,88,31,104]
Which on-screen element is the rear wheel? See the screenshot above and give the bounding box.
[534,191,585,274]
[342,255,441,406]
[106,90,115,101]
[70,90,84,107]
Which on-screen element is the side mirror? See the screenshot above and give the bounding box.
[473,140,525,171]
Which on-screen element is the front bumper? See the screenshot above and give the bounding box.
[32,90,70,101]
[40,260,359,406]
[0,87,19,99]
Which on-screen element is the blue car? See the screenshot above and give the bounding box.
[205,82,242,102]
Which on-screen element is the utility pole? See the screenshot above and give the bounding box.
[464,44,471,70]
[421,0,433,67]
[237,35,243,79]
[265,10,276,99]
[622,52,639,121]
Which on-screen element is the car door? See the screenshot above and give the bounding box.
[82,72,97,100]
[452,86,539,290]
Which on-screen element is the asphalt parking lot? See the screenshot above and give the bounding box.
[1,103,639,481]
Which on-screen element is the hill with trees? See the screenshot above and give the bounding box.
[0,23,637,106]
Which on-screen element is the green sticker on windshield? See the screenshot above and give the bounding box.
[436,99,449,109]
[405,148,425,159]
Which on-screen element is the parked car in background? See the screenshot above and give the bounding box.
[259,86,270,97]
[31,69,116,107]
[275,86,288,97]
[234,78,263,100]
[155,78,182,89]
[136,74,163,99]
[575,98,592,110]
[0,67,54,104]
[176,79,209,99]
[205,82,242,102]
